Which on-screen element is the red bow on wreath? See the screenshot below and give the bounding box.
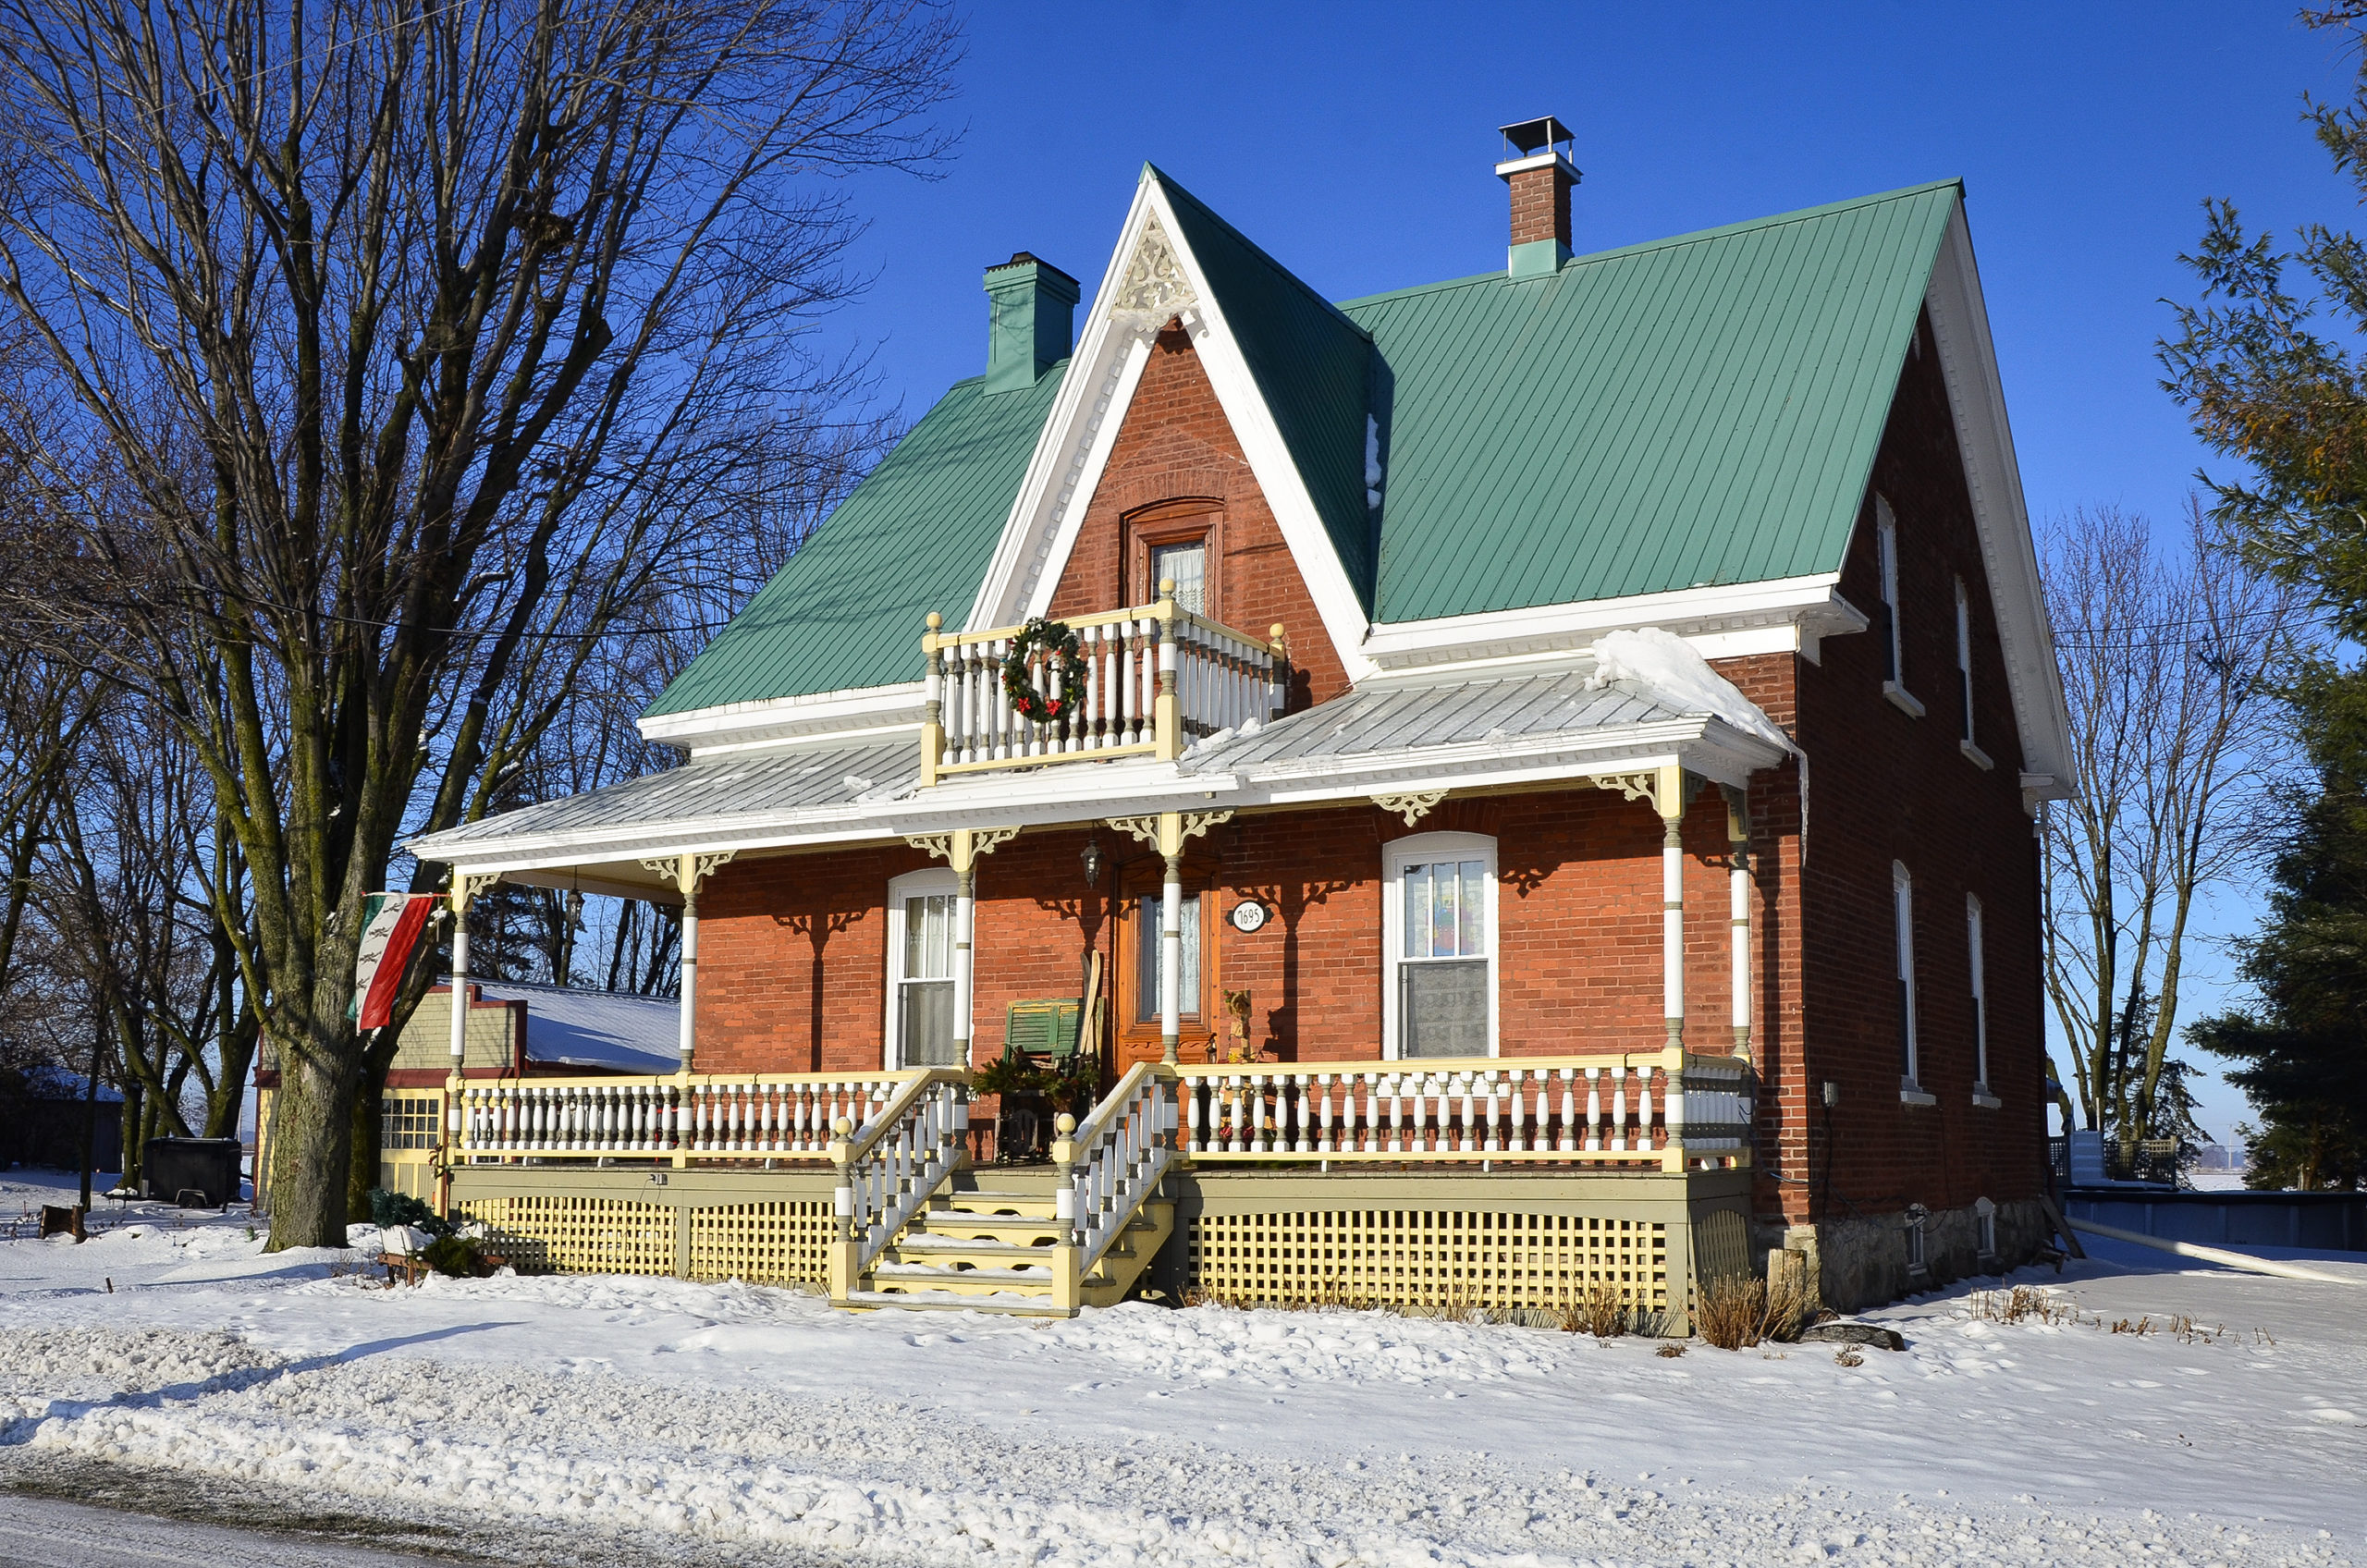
[1003,617,1086,724]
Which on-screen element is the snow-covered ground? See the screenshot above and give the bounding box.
[2,1169,2363,1567]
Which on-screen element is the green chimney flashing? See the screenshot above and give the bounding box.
[1507,238,1570,281]
[984,252,1081,393]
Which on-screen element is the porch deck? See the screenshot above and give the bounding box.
[390,1048,1754,1328]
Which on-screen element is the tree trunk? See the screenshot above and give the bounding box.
[264,1013,361,1249]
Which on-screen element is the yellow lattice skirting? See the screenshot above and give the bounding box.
[450,1167,840,1292]
[1177,1169,1748,1333]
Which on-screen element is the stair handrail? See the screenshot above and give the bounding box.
[829,1067,970,1276]
[1055,1061,1176,1275]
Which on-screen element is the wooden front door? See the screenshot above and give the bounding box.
[1113,862,1217,1069]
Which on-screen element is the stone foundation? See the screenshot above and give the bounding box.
[1757,1197,2054,1313]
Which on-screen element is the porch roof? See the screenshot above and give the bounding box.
[411,669,1784,893]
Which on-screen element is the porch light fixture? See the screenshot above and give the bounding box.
[1080,834,1103,889]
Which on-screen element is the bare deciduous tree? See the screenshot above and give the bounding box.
[0,0,959,1246]
[2042,502,2309,1158]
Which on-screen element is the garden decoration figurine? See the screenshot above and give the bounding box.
[1220,988,1257,1063]
[1002,617,1085,724]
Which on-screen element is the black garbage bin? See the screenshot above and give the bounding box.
[142,1137,242,1207]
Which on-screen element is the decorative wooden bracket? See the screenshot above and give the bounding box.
[1589,765,1695,822]
[903,826,1021,874]
[448,871,500,913]
[1370,790,1446,827]
[1106,809,1233,858]
[639,850,738,899]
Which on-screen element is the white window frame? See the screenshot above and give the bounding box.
[1968,893,1999,1107]
[1381,831,1500,1060]
[884,866,959,1069]
[1895,861,1931,1102]
[1956,578,1993,768]
[1876,496,1924,717]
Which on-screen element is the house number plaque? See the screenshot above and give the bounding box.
[1229,900,1268,933]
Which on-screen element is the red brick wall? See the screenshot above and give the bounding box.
[690,790,1754,1073]
[1766,307,2047,1229]
[1044,325,1350,707]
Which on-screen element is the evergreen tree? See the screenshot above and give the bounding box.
[2189,666,2367,1191]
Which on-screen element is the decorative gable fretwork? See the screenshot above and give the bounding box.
[1110,216,1196,337]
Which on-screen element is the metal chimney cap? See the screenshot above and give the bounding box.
[1499,116,1575,158]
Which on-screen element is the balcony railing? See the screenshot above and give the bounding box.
[921,590,1284,782]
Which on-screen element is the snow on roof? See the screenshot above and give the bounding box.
[472,979,681,1074]
[22,1067,126,1104]
[1585,627,1797,754]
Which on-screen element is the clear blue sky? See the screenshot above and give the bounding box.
[812,1,2353,1142]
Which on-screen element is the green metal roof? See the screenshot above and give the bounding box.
[1342,179,1956,623]
[644,366,1066,716]
[1344,180,1950,625]
[1153,167,1379,606]
[646,178,1960,718]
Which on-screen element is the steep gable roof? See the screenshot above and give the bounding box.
[1152,167,1378,605]
[1343,180,1958,624]
[643,178,1968,726]
[644,366,1066,717]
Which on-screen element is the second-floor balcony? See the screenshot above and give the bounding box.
[919,584,1286,783]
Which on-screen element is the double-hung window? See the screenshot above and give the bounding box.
[1956,578,1993,768]
[1875,497,1923,717]
[1385,832,1497,1059]
[886,869,960,1067]
[1894,861,1927,1099]
[1968,893,1996,1105]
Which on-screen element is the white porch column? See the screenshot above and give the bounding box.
[954,834,978,1065]
[1658,764,1686,1055]
[639,851,737,1091]
[447,900,472,1066]
[901,827,1020,1069]
[1725,787,1751,1060]
[678,854,702,1073]
[1159,811,1184,1066]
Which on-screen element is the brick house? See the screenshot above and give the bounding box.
[411,118,2073,1319]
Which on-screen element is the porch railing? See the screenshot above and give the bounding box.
[1172,1052,1754,1171]
[829,1070,971,1292]
[921,592,1283,782]
[1057,1062,1177,1275]
[456,1072,921,1161]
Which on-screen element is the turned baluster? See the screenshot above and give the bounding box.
[1636,1072,1655,1154]
[1459,1073,1478,1153]
[1316,1074,1335,1153]
[1485,1073,1503,1154]
[1385,1074,1404,1153]
[1610,1067,1629,1153]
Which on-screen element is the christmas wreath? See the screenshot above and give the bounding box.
[1002,616,1085,724]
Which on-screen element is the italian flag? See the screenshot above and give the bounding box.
[351,892,436,1029]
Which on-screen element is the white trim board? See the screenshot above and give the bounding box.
[1922,199,2076,798]
[967,168,1378,679]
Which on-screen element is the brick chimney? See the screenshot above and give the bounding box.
[1496,116,1580,280]
[983,252,1080,394]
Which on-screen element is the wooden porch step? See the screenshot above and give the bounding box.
[894,1241,1055,1269]
[870,1261,1061,1289]
[841,1288,1072,1317]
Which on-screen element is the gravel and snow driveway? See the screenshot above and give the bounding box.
[1,1172,2361,1566]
